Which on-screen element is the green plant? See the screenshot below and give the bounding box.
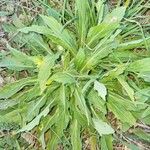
[0,0,150,149]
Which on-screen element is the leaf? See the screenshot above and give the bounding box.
[0,99,18,110]
[108,97,136,125]
[40,15,77,55]
[92,118,114,136]
[118,37,150,50]
[74,48,85,70]
[71,119,82,150]
[38,53,59,93]
[40,108,60,136]
[138,72,150,82]
[0,77,36,99]
[26,95,47,122]
[134,129,150,142]
[117,75,135,101]
[103,7,126,23]
[88,90,107,114]
[81,43,114,71]
[49,72,76,84]
[75,0,95,45]
[17,101,54,133]
[100,135,113,150]
[19,25,52,35]
[74,88,90,124]
[0,57,34,71]
[94,80,107,101]
[47,111,69,149]
[128,58,150,73]
[96,0,105,23]
[87,22,119,47]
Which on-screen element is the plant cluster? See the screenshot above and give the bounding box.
[0,0,150,149]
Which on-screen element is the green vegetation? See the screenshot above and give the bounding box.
[0,0,150,149]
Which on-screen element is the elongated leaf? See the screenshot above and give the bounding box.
[71,119,82,150]
[0,77,36,99]
[74,48,85,70]
[48,72,75,84]
[100,135,113,150]
[103,7,126,23]
[47,111,69,149]
[138,71,150,82]
[93,118,114,136]
[40,108,60,136]
[18,101,53,132]
[94,80,107,101]
[88,90,107,114]
[128,58,150,72]
[108,98,136,125]
[87,22,118,47]
[75,0,94,46]
[0,57,34,71]
[19,25,52,35]
[40,15,77,55]
[81,43,114,71]
[117,75,135,101]
[38,53,59,93]
[96,0,105,23]
[26,95,47,122]
[118,37,150,50]
[74,88,90,123]
[0,99,17,110]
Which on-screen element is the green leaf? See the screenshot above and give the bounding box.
[19,25,52,35]
[75,0,94,46]
[18,100,54,133]
[128,58,150,73]
[108,97,136,125]
[118,37,150,50]
[94,80,107,101]
[74,88,90,124]
[103,7,126,23]
[0,57,34,71]
[100,135,113,150]
[88,90,107,114]
[0,77,36,99]
[87,22,118,47]
[134,129,150,142]
[38,53,59,93]
[93,118,114,136]
[40,15,77,55]
[96,0,105,23]
[138,72,150,82]
[74,48,85,70]
[0,99,18,110]
[71,119,82,150]
[117,75,135,101]
[49,72,75,84]
[81,43,114,71]
[26,95,47,122]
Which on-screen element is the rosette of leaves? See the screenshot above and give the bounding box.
[0,0,150,149]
